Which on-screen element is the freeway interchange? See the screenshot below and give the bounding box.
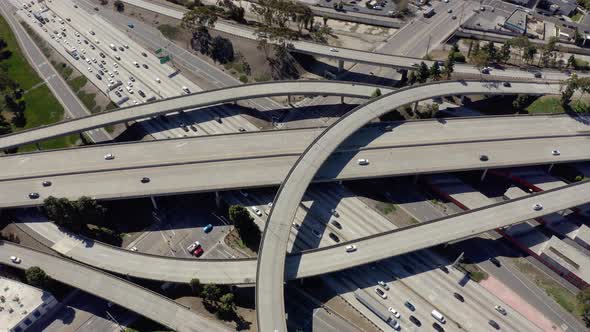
[2,0,590,331]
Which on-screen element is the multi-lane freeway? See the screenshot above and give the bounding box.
[122,0,581,82]
[0,242,230,332]
[255,80,562,331]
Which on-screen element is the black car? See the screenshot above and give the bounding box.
[141,177,150,183]
[190,125,198,132]
[28,192,40,199]
[453,292,465,302]
[42,181,52,187]
[439,265,449,273]
[488,320,500,330]
[331,220,342,229]
[328,233,340,243]
[96,74,102,80]
[433,322,445,332]
[405,301,416,311]
[159,115,169,122]
[214,116,222,123]
[98,70,104,76]
[138,90,146,97]
[409,315,421,327]
[480,154,489,162]
[489,257,501,267]
[142,64,149,69]
[141,52,148,57]
[503,81,511,87]
[99,52,105,58]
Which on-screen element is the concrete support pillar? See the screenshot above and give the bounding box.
[150,196,159,210]
[338,59,344,72]
[35,143,41,151]
[287,94,291,104]
[460,95,466,103]
[340,96,344,104]
[480,168,489,182]
[125,121,131,128]
[215,191,222,209]
[548,163,554,173]
[413,101,419,112]
[413,174,419,184]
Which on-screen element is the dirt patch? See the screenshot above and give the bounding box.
[224,228,257,258]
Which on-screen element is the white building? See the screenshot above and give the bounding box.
[0,277,58,332]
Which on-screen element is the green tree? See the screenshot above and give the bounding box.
[429,62,441,80]
[371,88,382,98]
[113,0,124,11]
[523,45,537,64]
[202,284,223,303]
[210,36,234,64]
[442,59,454,80]
[228,205,262,249]
[0,114,12,135]
[408,71,416,85]
[482,42,497,63]
[25,267,51,289]
[190,278,202,295]
[568,55,576,69]
[76,196,106,226]
[577,287,590,325]
[417,61,429,83]
[499,43,511,64]
[561,84,574,106]
[217,293,236,319]
[512,94,531,112]
[182,5,219,32]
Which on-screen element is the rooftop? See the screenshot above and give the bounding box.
[540,236,590,283]
[0,277,52,330]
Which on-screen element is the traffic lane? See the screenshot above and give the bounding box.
[7,113,589,180]
[2,134,589,208]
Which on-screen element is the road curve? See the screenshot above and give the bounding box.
[256,80,560,332]
[0,241,230,332]
[20,180,590,284]
[0,81,391,150]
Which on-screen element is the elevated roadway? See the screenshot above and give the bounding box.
[0,81,389,150]
[2,135,589,207]
[19,180,590,285]
[0,242,230,332]
[2,114,588,181]
[123,0,581,82]
[256,80,562,332]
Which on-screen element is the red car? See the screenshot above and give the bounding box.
[193,246,204,257]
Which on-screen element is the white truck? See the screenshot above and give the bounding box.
[355,290,400,330]
[109,43,116,51]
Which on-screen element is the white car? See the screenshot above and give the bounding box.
[10,256,21,264]
[127,81,133,87]
[104,153,115,160]
[552,149,560,156]
[113,63,118,68]
[129,76,135,82]
[130,247,138,251]
[87,67,93,72]
[329,47,338,52]
[155,78,161,83]
[388,307,401,318]
[375,287,387,299]
[494,305,507,315]
[533,203,543,211]
[345,244,357,252]
[92,58,97,63]
[292,222,300,229]
[251,206,262,216]
[378,281,390,290]
[357,158,370,166]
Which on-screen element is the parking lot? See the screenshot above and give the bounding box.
[317,0,398,17]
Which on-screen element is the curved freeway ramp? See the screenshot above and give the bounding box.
[256,80,561,332]
[0,81,391,150]
[0,242,230,332]
[20,180,590,284]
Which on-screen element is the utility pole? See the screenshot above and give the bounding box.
[425,34,432,57]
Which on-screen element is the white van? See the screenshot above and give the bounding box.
[431,310,446,324]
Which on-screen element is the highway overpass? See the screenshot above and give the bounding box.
[19,180,590,284]
[123,0,579,82]
[256,80,562,332]
[0,81,391,150]
[0,242,230,332]
[2,114,588,181]
[1,135,588,208]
